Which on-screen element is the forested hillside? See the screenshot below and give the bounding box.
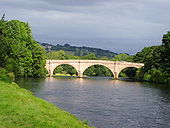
[41,43,117,58]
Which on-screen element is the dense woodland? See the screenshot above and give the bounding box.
[0,19,169,84]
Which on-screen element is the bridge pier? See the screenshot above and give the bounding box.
[114,72,119,80]
[48,70,53,77]
[78,71,83,78]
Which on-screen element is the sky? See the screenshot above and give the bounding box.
[0,0,170,54]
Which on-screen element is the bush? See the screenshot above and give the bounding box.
[143,73,151,81]
[8,72,15,82]
[135,68,144,81]
[119,72,126,77]
[149,69,168,83]
[0,67,15,83]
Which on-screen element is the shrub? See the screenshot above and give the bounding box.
[135,68,144,81]
[0,67,15,83]
[143,73,151,81]
[8,72,15,82]
[149,68,167,83]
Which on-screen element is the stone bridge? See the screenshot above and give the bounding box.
[45,60,144,79]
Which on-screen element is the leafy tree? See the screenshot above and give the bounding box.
[133,32,170,84]
[161,31,170,75]
[31,43,47,77]
[112,53,133,62]
[46,50,68,60]
[149,68,168,83]
[120,67,137,78]
[81,53,97,60]
[0,19,46,77]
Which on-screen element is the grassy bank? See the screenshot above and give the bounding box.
[0,81,93,128]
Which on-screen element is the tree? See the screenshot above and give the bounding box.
[46,50,68,60]
[0,19,46,77]
[132,32,170,84]
[112,53,132,62]
[81,53,97,60]
[161,32,170,75]
[31,42,47,77]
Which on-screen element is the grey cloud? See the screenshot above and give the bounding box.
[40,0,116,6]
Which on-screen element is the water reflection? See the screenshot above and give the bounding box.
[16,77,170,128]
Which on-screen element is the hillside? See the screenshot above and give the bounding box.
[41,43,117,58]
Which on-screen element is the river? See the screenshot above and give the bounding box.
[16,77,170,128]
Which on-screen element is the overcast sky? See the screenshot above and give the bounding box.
[0,0,170,54]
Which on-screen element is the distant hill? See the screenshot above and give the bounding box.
[41,43,117,58]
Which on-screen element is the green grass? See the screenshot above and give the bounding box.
[0,81,93,128]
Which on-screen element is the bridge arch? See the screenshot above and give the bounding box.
[82,64,114,77]
[53,64,78,76]
[116,65,143,78]
[45,61,79,77]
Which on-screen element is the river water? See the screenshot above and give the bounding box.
[16,77,170,128]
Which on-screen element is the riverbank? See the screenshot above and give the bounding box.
[0,81,93,128]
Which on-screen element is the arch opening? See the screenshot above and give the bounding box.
[119,67,138,79]
[53,64,78,77]
[83,64,114,78]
